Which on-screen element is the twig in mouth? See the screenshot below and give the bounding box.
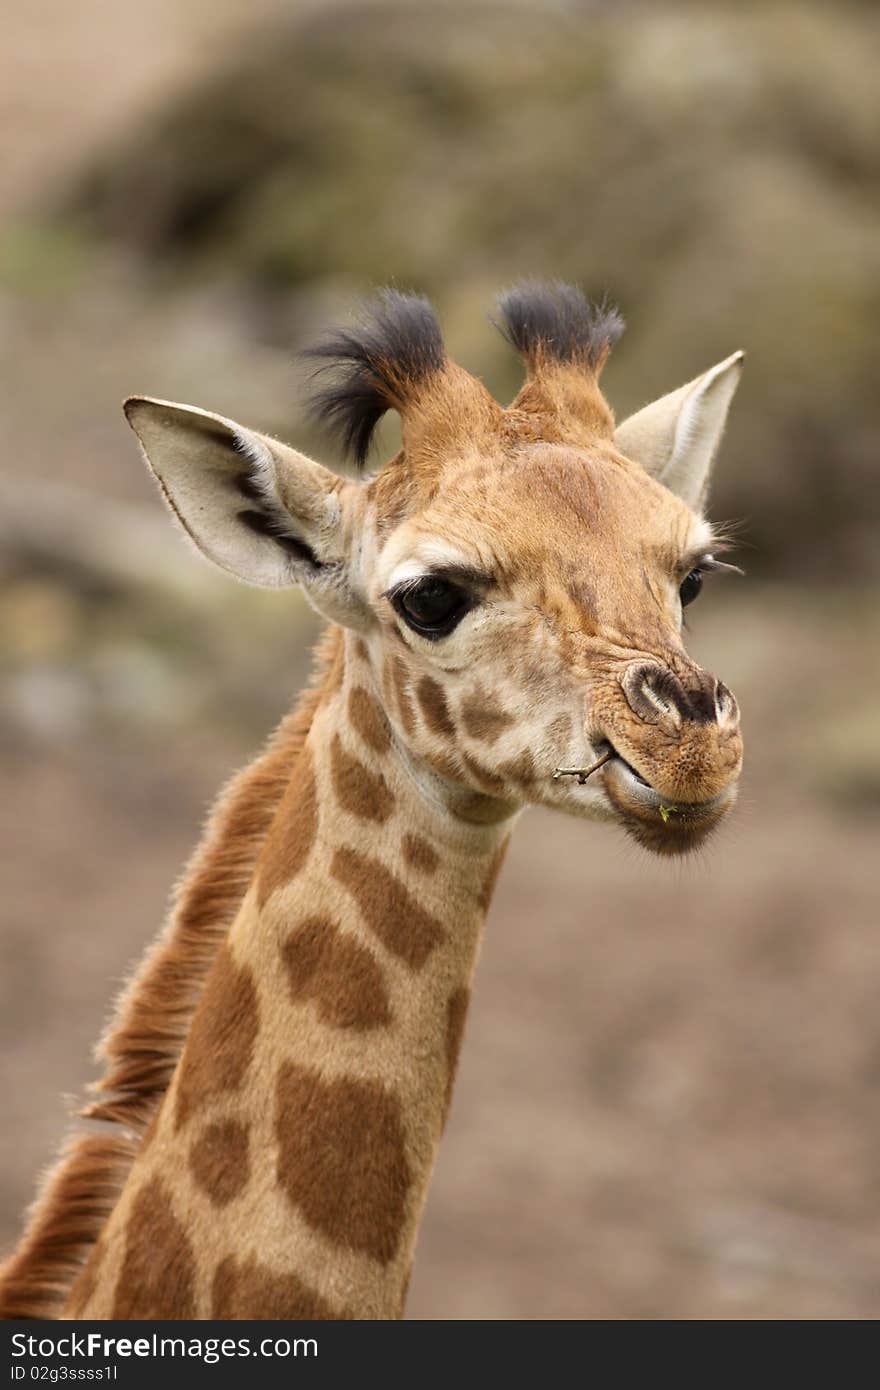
[552,750,614,785]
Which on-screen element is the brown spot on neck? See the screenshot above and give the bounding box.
[212,1253,352,1320]
[282,916,392,1030]
[402,833,439,875]
[461,751,507,796]
[443,987,471,1123]
[189,1118,250,1207]
[450,787,519,825]
[112,1178,196,1318]
[174,946,259,1130]
[330,734,395,823]
[457,756,522,823]
[258,744,319,908]
[349,684,392,755]
[275,1064,412,1265]
[324,635,347,695]
[389,656,416,736]
[331,846,447,969]
[424,747,466,783]
[497,747,536,787]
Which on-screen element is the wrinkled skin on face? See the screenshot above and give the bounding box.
[363,439,742,853]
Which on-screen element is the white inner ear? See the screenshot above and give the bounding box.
[125,396,334,590]
[228,426,316,554]
[230,425,276,496]
[615,351,744,511]
[664,353,744,509]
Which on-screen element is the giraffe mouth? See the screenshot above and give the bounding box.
[597,739,737,854]
[602,742,650,788]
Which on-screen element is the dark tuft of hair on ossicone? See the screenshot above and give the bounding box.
[495,280,624,372]
[303,290,446,467]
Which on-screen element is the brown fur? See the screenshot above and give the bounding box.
[424,747,466,783]
[212,1253,350,1320]
[349,685,392,755]
[545,712,573,749]
[477,841,509,912]
[282,917,392,1030]
[444,988,470,1120]
[275,1064,411,1265]
[258,744,320,908]
[509,363,615,447]
[0,628,342,1321]
[174,946,259,1129]
[461,752,507,795]
[329,734,394,823]
[111,1178,196,1318]
[497,748,537,787]
[401,833,439,875]
[389,656,416,735]
[460,689,515,743]
[0,1136,135,1319]
[64,1238,106,1319]
[331,846,447,969]
[189,1119,251,1208]
[416,675,455,737]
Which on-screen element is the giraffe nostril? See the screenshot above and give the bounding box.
[640,675,677,723]
[623,662,736,730]
[715,681,738,727]
[622,663,685,730]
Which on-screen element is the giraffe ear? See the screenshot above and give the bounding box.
[125,397,367,625]
[614,352,744,511]
[125,396,335,575]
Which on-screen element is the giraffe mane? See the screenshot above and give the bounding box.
[0,626,343,1320]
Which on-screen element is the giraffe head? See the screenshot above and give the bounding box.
[126,283,744,855]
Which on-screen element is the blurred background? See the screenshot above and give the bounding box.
[1,0,879,1319]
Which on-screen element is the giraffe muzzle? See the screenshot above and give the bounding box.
[597,739,739,854]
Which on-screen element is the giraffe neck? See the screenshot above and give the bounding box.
[65,629,512,1320]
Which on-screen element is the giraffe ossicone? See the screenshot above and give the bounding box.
[0,282,745,1320]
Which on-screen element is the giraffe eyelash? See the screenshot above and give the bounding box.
[679,553,744,582]
[384,565,492,604]
[700,556,744,575]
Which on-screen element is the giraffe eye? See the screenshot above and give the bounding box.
[392,577,471,639]
[679,568,704,607]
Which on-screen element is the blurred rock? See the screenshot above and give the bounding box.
[26,0,878,579]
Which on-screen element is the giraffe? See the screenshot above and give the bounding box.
[0,282,745,1320]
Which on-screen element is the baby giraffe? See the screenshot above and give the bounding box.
[0,283,744,1320]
